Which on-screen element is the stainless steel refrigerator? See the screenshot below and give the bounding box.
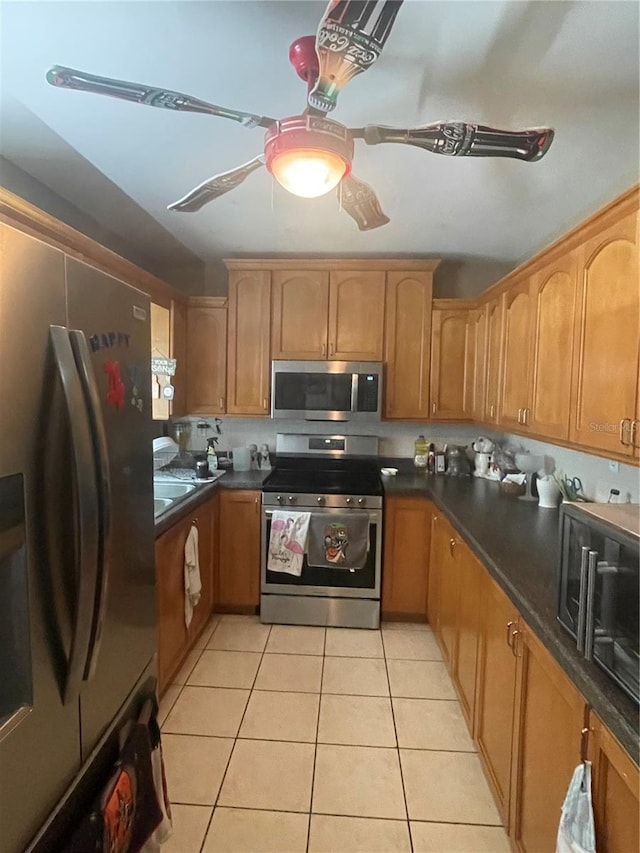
[0,224,157,852]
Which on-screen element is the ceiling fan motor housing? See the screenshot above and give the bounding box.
[264,115,354,180]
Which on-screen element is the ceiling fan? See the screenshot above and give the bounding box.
[46,0,554,231]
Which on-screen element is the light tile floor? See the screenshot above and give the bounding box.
[159,616,511,853]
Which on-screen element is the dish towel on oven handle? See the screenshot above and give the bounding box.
[307,511,369,570]
[267,510,311,576]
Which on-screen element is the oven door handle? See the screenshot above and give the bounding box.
[263,508,381,520]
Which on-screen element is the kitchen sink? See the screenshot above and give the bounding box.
[153,482,196,499]
[154,497,173,516]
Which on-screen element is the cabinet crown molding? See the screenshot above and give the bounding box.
[223,257,441,272]
[187,296,228,308]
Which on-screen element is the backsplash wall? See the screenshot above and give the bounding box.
[177,414,639,503]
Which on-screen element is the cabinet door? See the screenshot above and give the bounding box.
[187,498,215,643]
[381,496,432,619]
[170,298,188,417]
[227,271,271,415]
[453,546,482,730]
[271,270,329,359]
[156,514,192,691]
[588,711,640,853]
[150,303,171,420]
[484,298,503,424]
[526,254,578,439]
[510,623,585,852]
[186,302,227,414]
[570,210,639,455]
[328,270,385,360]
[438,525,461,667]
[217,490,261,611]
[427,512,443,630]
[499,281,532,431]
[475,573,519,823]
[470,307,487,421]
[430,308,472,420]
[384,271,433,419]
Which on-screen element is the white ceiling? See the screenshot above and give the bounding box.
[1,0,639,276]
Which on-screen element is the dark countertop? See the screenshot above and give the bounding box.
[383,463,639,763]
[154,469,269,537]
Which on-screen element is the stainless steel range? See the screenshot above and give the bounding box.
[260,434,382,628]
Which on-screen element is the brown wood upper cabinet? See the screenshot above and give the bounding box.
[270,267,385,361]
[429,301,475,421]
[499,278,532,431]
[469,306,487,422]
[170,297,188,417]
[186,297,227,415]
[569,208,639,456]
[483,296,503,425]
[384,270,435,419]
[226,268,272,415]
[525,252,578,440]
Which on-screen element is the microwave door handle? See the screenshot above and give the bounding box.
[351,374,358,414]
[49,326,100,705]
[69,330,112,681]
[576,546,590,652]
[583,550,598,660]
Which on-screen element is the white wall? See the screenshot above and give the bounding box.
[177,415,639,503]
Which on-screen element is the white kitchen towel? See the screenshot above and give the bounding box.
[267,510,311,576]
[556,762,596,853]
[184,524,201,629]
[307,512,370,569]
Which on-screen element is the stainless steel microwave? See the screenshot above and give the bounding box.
[557,502,639,704]
[271,360,382,423]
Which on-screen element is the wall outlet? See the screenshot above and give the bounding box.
[608,460,620,473]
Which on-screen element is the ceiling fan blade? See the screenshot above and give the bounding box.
[46,66,276,129]
[339,174,390,231]
[168,156,265,212]
[352,122,554,161]
[309,1,404,113]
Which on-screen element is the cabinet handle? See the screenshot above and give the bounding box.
[619,418,631,446]
[263,397,269,412]
[632,420,640,448]
[449,537,456,557]
[524,407,530,425]
[506,620,515,647]
[255,496,259,514]
[511,628,520,657]
[432,402,437,415]
[517,408,523,424]
[218,397,224,410]
[321,342,326,358]
[329,342,334,357]
[490,404,495,418]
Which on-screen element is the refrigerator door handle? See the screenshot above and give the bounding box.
[49,326,100,704]
[69,330,112,681]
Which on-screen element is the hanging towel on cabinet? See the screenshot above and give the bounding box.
[184,524,201,629]
[267,510,311,576]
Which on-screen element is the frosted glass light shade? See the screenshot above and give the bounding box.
[270,149,348,198]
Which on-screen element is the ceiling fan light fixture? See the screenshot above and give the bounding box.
[265,115,354,199]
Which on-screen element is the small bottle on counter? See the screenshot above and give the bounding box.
[414,435,429,468]
[427,443,435,474]
[435,450,446,474]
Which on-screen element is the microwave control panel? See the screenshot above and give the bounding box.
[357,374,380,412]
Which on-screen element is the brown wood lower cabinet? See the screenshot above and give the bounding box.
[474,573,519,825]
[155,495,215,692]
[434,516,460,667]
[381,496,433,620]
[588,711,640,853]
[452,545,482,729]
[510,622,585,852]
[217,489,261,611]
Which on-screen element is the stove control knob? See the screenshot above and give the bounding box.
[276,495,283,504]
[287,495,296,504]
[346,497,353,505]
[317,496,325,505]
[358,497,366,506]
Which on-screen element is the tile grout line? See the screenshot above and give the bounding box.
[381,627,414,853]
[197,619,273,853]
[306,627,327,853]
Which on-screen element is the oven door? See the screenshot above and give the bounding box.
[261,506,382,598]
